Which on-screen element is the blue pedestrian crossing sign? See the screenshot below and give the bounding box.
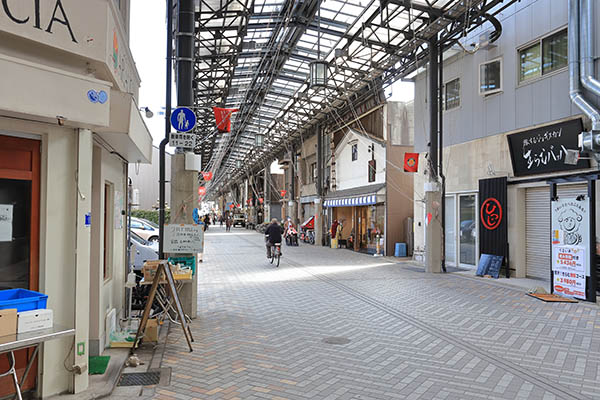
[171,107,196,132]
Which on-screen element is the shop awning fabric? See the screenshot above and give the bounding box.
[323,183,385,208]
[324,195,378,208]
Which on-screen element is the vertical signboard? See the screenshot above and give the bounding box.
[551,197,590,300]
[478,177,508,260]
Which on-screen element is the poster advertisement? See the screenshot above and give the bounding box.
[552,246,586,299]
[0,204,13,242]
[551,198,589,274]
[551,197,589,300]
[164,224,204,254]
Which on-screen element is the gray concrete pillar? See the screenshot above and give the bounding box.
[425,187,442,273]
[170,153,198,318]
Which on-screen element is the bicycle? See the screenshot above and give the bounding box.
[269,242,281,267]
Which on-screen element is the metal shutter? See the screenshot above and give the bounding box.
[525,184,587,280]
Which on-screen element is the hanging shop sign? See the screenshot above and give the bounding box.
[403,153,419,173]
[280,190,287,197]
[201,171,213,181]
[507,119,589,177]
[212,107,239,133]
[164,224,204,254]
[368,159,376,182]
[198,186,206,196]
[478,177,507,260]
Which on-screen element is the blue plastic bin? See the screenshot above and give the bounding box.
[0,289,48,312]
[394,243,407,257]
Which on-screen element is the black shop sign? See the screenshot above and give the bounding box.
[507,119,589,177]
[479,177,507,260]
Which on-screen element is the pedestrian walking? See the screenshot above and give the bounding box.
[226,217,232,232]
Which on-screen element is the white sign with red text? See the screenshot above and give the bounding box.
[552,245,586,299]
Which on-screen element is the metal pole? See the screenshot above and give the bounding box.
[438,40,446,273]
[177,0,194,107]
[159,0,174,259]
[429,36,438,178]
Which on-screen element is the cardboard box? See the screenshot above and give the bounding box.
[142,261,178,282]
[143,318,159,342]
[17,309,53,333]
[0,309,17,337]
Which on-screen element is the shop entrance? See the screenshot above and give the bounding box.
[0,134,41,397]
[444,193,478,268]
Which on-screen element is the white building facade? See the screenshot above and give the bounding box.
[0,0,152,396]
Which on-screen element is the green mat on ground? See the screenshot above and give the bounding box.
[89,355,111,375]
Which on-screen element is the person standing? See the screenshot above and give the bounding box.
[226,216,232,232]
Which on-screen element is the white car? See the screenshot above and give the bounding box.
[130,217,160,243]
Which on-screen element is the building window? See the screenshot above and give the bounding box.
[479,59,502,95]
[519,29,568,83]
[444,78,460,110]
[310,162,317,183]
[368,159,376,182]
[351,143,358,161]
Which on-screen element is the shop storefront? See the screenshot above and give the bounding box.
[416,116,599,301]
[325,191,385,253]
[0,1,152,396]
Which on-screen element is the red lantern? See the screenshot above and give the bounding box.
[202,171,213,181]
[258,197,264,204]
[229,204,234,209]
[198,186,206,196]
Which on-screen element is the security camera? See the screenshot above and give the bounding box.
[57,116,66,126]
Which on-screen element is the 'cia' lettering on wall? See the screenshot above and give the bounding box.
[2,0,77,43]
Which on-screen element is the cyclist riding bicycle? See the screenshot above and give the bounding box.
[265,218,284,258]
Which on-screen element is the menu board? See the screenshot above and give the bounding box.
[164,224,204,253]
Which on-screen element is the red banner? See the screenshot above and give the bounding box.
[258,197,264,204]
[404,153,419,173]
[212,107,239,132]
[201,171,213,181]
[280,190,287,197]
[198,186,206,196]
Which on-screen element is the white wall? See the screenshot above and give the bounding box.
[90,145,127,354]
[335,130,385,191]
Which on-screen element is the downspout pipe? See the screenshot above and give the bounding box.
[580,0,600,126]
[569,0,600,132]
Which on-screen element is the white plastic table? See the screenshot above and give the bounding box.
[0,325,75,400]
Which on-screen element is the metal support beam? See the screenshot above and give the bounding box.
[428,35,438,178]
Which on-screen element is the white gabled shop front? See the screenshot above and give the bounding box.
[0,0,152,397]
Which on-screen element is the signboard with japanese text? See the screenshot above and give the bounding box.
[507,119,589,176]
[552,246,586,300]
[164,224,204,254]
[169,132,196,149]
[551,197,590,275]
[478,177,507,263]
[0,204,13,242]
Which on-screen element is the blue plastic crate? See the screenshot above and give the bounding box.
[0,289,48,312]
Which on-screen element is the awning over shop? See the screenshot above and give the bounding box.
[324,183,385,208]
[324,195,378,208]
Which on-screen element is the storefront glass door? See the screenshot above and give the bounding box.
[444,196,456,264]
[459,194,477,266]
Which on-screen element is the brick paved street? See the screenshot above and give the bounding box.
[155,226,600,400]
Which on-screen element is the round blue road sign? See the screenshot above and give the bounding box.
[170,107,196,132]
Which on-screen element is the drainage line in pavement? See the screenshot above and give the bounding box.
[285,259,590,400]
[236,234,591,400]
